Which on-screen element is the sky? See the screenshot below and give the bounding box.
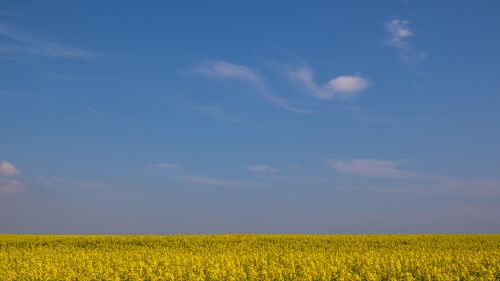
[1,1,500,234]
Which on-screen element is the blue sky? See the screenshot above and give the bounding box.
[1,1,500,234]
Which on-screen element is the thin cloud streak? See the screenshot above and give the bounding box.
[193,105,247,124]
[0,23,101,59]
[246,165,278,173]
[264,94,315,114]
[179,175,258,187]
[37,176,114,190]
[328,159,420,179]
[155,163,182,170]
[192,60,264,87]
[328,158,500,196]
[191,60,313,114]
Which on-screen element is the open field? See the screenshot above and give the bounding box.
[1,234,500,280]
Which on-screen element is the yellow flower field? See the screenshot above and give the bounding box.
[1,234,499,280]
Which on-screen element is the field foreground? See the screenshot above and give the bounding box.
[1,234,500,280]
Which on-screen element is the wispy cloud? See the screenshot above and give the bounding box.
[328,159,419,179]
[38,176,113,190]
[192,60,370,113]
[0,178,24,194]
[192,60,264,87]
[0,23,101,59]
[384,19,426,65]
[289,67,370,99]
[38,71,85,81]
[179,175,258,187]
[246,165,278,173]
[326,158,500,197]
[193,105,247,124]
[385,19,413,48]
[264,94,315,114]
[0,160,20,176]
[191,60,313,114]
[155,163,182,170]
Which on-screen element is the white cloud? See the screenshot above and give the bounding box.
[179,175,257,187]
[192,60,369,112]
[0,23,100,59]
[328,76,370,94]
[193,60,264,86]
[384,19,426,64]
[328,159,419,178]
[290,67,369,99]
[246,165,278,173]
[155,163,181,170]
[0,178,24,194]
[0,160,20,176]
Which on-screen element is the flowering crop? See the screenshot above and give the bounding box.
[1,234,499,280]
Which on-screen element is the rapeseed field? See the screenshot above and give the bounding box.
[1,234,499,280]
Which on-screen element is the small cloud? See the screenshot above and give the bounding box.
[385,19,413,48]
[0,159,25,195]
[328,76,370,94]
[0,22,101,59]
[0,160,20,176]
[246,165,278,173]
[328,159,419,178]
[384,19,426,65]
[0,178,24,194]
[179,175,257,187]
[287,164,300,171]
[192,60,264,87]
[289,67,369,99]
[155,163,181,170]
